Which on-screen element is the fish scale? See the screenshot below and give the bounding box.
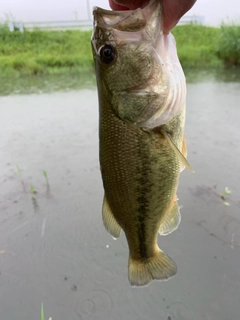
[100,94,183,256]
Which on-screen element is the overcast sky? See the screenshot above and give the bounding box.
[0,0,239,26]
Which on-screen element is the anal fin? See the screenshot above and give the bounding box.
[102,194,121,239]
[159,201,181,236]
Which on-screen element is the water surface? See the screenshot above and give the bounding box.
[1,67,240,96]
[1,71,240,320]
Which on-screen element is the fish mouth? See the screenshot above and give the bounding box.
[92,0,161,32]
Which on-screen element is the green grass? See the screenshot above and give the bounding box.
[216,22,240,66]
[41,303,52,320]
[16,164,22,177]
[0,25,93,76]
[172,24,222,68]
[30,185,35,195]
[43,170,48,179]
[0,22,239,77]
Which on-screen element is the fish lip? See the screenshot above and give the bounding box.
[92,0,160,30]
[92,5,142,24]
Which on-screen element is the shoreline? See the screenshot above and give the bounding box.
[0,24,239,77]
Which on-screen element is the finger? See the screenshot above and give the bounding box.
[162,0,197,32]
[108,0,197,32]
[108,0,129,10]
[108,0,149,10]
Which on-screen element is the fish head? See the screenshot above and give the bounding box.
[91,0,186,128]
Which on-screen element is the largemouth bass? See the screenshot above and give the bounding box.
[91,0,191,286]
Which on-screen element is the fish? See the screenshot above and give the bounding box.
[91,0,192,286]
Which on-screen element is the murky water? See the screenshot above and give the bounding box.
[1,70,240,320]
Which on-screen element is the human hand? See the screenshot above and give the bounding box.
[108,0,197,32]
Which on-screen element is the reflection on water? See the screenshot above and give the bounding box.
[0,71,240,320]
[0,68,240,96]
[0,72,96,96]
[185,67,240,84]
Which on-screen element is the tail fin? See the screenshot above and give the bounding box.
[128,249,177,287]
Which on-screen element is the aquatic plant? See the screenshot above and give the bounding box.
[220,186,232,206]
[30,185,35,195]
[16,164,22,177]
[41,303,52,320]
[43,170,48,179]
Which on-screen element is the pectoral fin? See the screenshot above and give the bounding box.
[102,194,121,239]
[159,201,181,236]
[161,128,194,172]
[182,135,188,158]
[180,136,188,172]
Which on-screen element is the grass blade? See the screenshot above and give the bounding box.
[41,303,44,320]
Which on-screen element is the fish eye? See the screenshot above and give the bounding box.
[99,44,116,64]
